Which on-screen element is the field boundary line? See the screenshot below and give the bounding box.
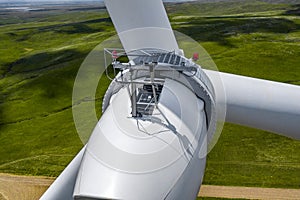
[0,154,74,168]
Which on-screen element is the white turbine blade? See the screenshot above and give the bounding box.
[104,0,179,53]
[205,70,300,140]
[40,146,86,200]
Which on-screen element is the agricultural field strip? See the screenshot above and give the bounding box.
[1,173,300,200]
[198,185,300,199]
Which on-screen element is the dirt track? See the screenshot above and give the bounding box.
[0,173,53,200]
[198,185,300,200]
[1,173,300,200]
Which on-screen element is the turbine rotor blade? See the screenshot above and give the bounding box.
[205,70,300,140]
[104,0,179,53]
[40,146,86,200]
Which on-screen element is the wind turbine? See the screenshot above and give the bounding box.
[41,0,300,199]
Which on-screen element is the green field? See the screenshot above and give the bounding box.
[0,0,299,190]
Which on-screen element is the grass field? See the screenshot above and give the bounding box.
[0,0,299,190]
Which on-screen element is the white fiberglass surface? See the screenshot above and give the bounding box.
[74,78,208,199]
[85,78,206,173]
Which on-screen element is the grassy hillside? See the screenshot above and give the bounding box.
[0,1,299,189]
[169,2,300,188]
[169,2,300,84]
[0,4,113,176]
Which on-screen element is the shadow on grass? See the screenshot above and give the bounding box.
[15,18,111,38]
[0,49,87,125]
[4,49,86,76]
[284,4,300,16]
[23,63,77,100]
[68,6,106,12]
[0,49,88,127]
[175,17,300,46]
[0,105,4,131]
[0,75,6,130]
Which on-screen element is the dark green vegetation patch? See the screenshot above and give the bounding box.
[0,1,299,189]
